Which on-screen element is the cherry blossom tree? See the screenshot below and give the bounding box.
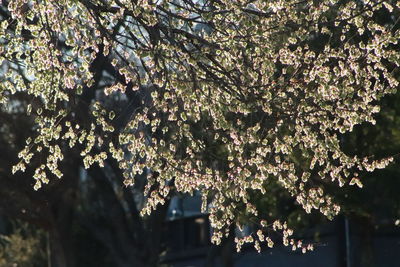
[1,0,399,252]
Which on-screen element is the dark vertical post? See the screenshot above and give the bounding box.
[345,217,351,267]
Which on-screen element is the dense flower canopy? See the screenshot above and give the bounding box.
[1,0,399,252]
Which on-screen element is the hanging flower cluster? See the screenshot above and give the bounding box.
[1,0,399,252]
